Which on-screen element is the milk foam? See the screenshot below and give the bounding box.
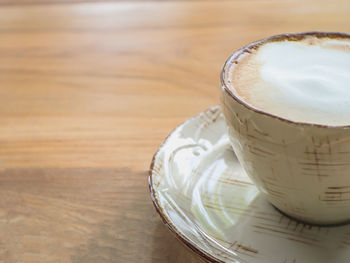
[231,37,350,126]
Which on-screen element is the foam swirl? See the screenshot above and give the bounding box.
[231,37,350,126]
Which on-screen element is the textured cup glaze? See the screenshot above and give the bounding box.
[221,32,350,225]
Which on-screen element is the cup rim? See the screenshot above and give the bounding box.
[221,31,350,129]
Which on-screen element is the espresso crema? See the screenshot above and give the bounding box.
[227,35,350,126]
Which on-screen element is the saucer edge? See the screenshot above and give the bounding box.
[149,106,225,263]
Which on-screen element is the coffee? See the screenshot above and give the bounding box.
[226,35,350,126]
[221,32,350,224]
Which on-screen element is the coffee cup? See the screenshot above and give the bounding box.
[221,31,350,225]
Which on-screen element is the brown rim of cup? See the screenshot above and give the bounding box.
[221,31,350,129]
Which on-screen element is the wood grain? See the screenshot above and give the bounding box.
[0,0,348,262]
[0,168,203,262]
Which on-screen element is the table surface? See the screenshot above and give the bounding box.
[0,0,350,262]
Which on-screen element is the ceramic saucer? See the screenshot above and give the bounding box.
[149,106,350,263]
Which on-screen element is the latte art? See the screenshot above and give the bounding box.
[228,36,350,126]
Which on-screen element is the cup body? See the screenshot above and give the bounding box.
[221,32,350,225]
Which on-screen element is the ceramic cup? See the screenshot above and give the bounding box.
[221,31,350,225]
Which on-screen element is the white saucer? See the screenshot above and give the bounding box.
[149,106,350,263]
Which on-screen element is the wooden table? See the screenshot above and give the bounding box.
[0,0,349,262]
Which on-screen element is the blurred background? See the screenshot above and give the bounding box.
[0,0,349,262]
